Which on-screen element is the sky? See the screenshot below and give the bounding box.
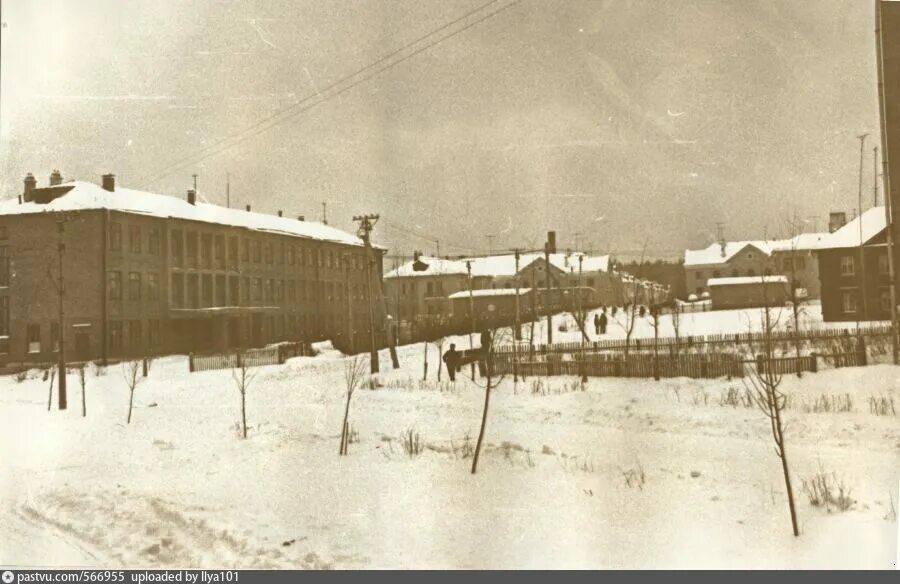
[0,0,884,260]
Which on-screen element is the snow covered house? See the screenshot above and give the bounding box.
[684,233,828,299]
[0,172,383,364]
[815,206,894,322]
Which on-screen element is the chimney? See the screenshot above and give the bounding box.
[101,173,115,192]
[187,189,196,205]
[297,215,305,221]
[829,211,847,233]
[245,204,251,212]
[546,231,557,254]
[720,241,727,258]
[277,210,283,217]
[23,173,36,200]
[49,169,63,186]
[413,250,421,261]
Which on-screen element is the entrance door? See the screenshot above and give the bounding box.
[74,331,90,361]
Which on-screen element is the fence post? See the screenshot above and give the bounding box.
[858,336,868,366]
[809,353,818,373]
[237,352,243,368]
[188,353,194,373]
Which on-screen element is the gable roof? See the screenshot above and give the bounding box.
[684,232,830,267]
[0,180,372,248]
[817,206,887,250]
[465,252,610,277]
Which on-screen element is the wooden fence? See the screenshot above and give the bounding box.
[189,342,313,373]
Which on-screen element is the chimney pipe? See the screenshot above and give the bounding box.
[187,189,196,206]
[245,204,251,212]
[546,231,557,254]
[297,215,305,221]
[277,210,283,217]
[101,173,115,192]
[49,169,63,186]
[23,173,36,200]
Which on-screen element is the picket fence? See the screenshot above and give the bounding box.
[189,342,313,373]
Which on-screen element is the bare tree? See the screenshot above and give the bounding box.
[742,280,800,537]
[470,328,510,474]
[232,355,256,439]
[670,301,682,356]
[613,242,648,361]
[431,337,445,381]
[123,360,143,425]
[339,354,367,455]
[783,215,807,375]
[645,304,663,381]
[46,366,56,412]
[78,365,87,418]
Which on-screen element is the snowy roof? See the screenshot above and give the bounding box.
[684,233,830,266]
[384,256,468,278]
[447,288,532,299]
[707,275,788,286]
[0,180,375,249]
[817,207,887,250]
[464,252,610,277]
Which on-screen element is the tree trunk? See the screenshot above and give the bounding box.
[775,411,799,536]
[47,370,55,412]
[80,373,86,418]
[339,392,352,455]
[471,377,492,474]
[422,342,428,382]
[241,389,248,439]
[127,387,135,424]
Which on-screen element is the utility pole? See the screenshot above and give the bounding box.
[486,235,495,256]
[353,214,380,373]
[874,147,880,207]
[56,220,67,410]
[875,0,899,363]
[343,253,354,354]
[857,133,869,325]
[192,173,198,192]
[466,260,476,380]
[513,249,521,383]
[544,238,553,345]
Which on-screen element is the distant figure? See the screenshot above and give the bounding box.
[478,329,492,377]
[599,311,608,335]
[611,306,618,318]
[443,343,460,381]
[593,313,601,335]
[639,305,647,318]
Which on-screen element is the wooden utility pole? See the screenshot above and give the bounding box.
[875,0,900,364]
[544,239,553,345]
[466,260,476,380]
[874,146,880,207]
[56,220,67,410]
[343,253,354,354]
[353,214,380,373]
[514,250,521,341]
[857,133,870,324]
[192,174,198,192]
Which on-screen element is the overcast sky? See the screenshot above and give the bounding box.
[0,0,882,259]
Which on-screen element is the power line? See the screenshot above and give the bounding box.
[141,0,522,184]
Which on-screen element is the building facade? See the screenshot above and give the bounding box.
[0,174,382,365]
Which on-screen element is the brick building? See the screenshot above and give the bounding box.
[0,173,383,365]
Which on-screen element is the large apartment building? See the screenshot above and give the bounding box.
[0,172,383,365]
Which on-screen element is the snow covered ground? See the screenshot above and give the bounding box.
[1,331,898,569]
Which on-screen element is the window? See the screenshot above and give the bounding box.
[108,271,122,300]
[51,322,60,352]
[129,225,141,253]
[840,255,855,276]
[201,234,213,269]
[109,321,123,353]
[148,319,161,348]
[0,247,9,286]
[0,297,9,337]
[109,222,122,251]
[288,280,296,302]
[253,278,262,301]
[264,278,273,302]
[264,241,273,264]
[214,235,226,270]
[879,253,890,275]
[147,273,159,301]
[695,271,704,280]
[229,276,239,306]
[0,226,8,240]
[252,240,261,263]
[426,282,434,296]
[186,232,199,268]
[289,246,296,266]
[731,269,739,277]
[187,274,199,308]
[215,274,226,306]
[278,242,285,265]
[242,277,250,304]
[842,290,858,314]
[746,269,756,277]
[26,324,40,354]
[201,274,213,307]
[712,270,720,278]
[241,238,250,262]
[171,230,184,267]
[128,272,142,301]
[228,237,239,270]
[326,251,332,268]
[172,273,184,308]
[126,320,142,349]
[275,279,284,302]
[148,227,161,255]
[880,289,892,314]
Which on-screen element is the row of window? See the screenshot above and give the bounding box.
[109,222,373,274]
[841,288,893,314]
[169,272,366,309]
[839,254,891,277]
[107,272,160,301]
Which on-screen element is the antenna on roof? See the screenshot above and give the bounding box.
[322,202,328,225]
[192,173,198,192]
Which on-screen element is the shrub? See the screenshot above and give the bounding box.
[401,428,423,457]
[801,464,854,513]
[621,460,646,490]
[868,395,897,416]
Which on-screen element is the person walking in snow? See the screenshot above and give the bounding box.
[599,311,608,335]
[593,313,601,335]
[443,344,460,381]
